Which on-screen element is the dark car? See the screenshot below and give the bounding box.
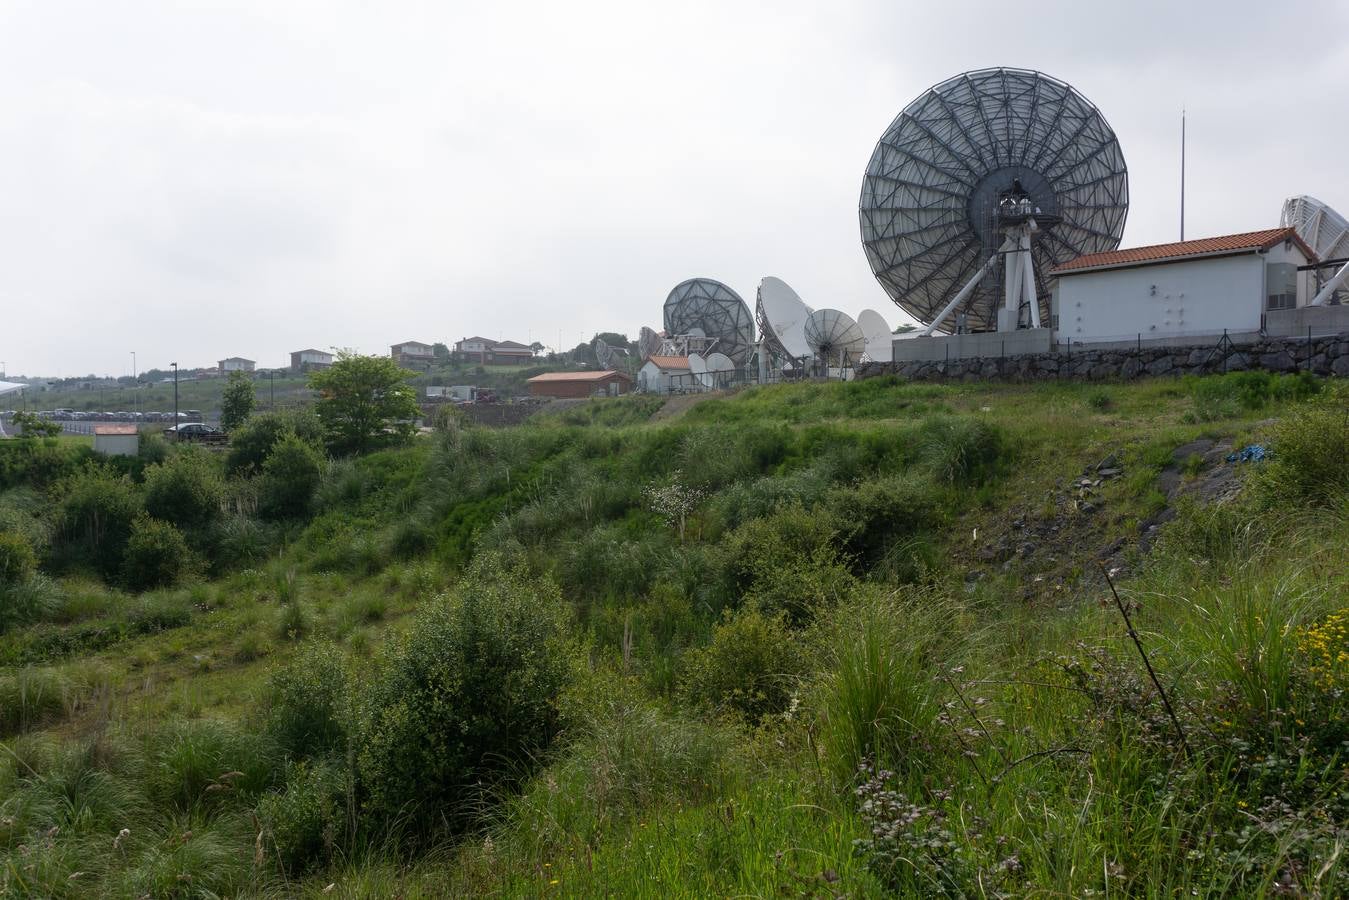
[164,422,227,443]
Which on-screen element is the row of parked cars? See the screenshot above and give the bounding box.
[1,409,205,423]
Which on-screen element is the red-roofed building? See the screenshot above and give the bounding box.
[637,355,690,393]
[1050,227,1317,344]
[526,370,632,399]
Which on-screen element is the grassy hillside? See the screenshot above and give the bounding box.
[0,372,1345,897]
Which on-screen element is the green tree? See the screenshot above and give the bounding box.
[220,370,256,432]
[10,411,61,439]
[308,353,420,455]
[432,342,451,362]
[225,409,324,475]
[121,515,194,590]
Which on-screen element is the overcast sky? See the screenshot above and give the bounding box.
[2,0,1346,376]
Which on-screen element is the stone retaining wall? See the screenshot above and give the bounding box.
[859,333,1349,382]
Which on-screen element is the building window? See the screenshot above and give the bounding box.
[1266,262,1297,311]
[1267,292,1295,311]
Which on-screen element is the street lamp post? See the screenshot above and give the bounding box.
[269,370,275,409]
[171,363,179,433]
[130,351,137,415]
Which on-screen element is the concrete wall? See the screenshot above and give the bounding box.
[892,329,1052,362]
[1052,254,1266,343]
[860,332,1349,383]
[1265,304,1349,337]
[94,434,139,457]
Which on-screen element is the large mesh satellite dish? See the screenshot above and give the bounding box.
[860,67,1128,332]
[663,278,755,364]
[1281,195,1349,262]
[805,309,866,365]
[592,337,614,368]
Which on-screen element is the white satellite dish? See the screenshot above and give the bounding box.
[856,309,893,363]
[687,352,712,389]
[757,277,814,360]
[1282,195,1349,261]
[805,309,867,366]
[704,352,734,372]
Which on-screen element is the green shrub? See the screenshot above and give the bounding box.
[725,503,856,623]
[680,607,805,724]
[257,760,348,875]
[267,640,349,758]
[916,416,1003,485]
[826,474,943,570]
[1256,397,1349,505]
[812,590,955,782]
[142,719,280,812]
[0,529,37,583]
[53,466,142,578]
[355,551,572,840]
[121,516,195,591]
[0,573,62,633]
[258,432,326,520]
[226,409,325,475]
[143,450,224,530]
[0,667,68,735]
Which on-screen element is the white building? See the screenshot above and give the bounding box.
[218,357,256,374]
[93,424,139,457]
[638,355,690,393]
[290,348,333,373]
[1050,227,1316,345]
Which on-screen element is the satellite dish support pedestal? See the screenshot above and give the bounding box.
[999,217,1041,332]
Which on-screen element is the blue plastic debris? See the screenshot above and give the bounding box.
[1226,444,1269,463]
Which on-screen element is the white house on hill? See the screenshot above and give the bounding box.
[1050,227,1316,345]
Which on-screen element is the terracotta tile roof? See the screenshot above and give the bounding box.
[526,370,632,383]
[94,424,138,436]
[1051,227,1316,275]
[644,355,690,370]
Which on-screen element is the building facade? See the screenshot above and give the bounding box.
[454,336,535,366]
[391,341,435,369]
[637,355,690,393]
[290,349,334,373]
[526,370,632,399]
[1050,228,1316,346]
[218,357,256,375]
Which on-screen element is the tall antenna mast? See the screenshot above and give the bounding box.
[1180,108,1186,240]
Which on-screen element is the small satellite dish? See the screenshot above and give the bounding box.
[704,352,734,372]
[805,309,866,366]
[687,352,712,389]
[638,326,662,360]
[856,309,893,363]
[757,277,814,360]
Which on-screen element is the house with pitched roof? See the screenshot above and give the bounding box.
[1049,227,1317,345]
[454,337,535,366]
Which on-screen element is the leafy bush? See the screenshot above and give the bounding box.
[826,474,943,570]
[1189,370,1321,421]
[0,529,37,583]
[53,466,142,578]
[226,409,325,475]
[725,503,855,623]
[1256,397,1349,505]
[355,551,572,840]
[267,640,349,758]
[257,760,348,875]
[220,369,256,432]
[121,516,195,591]
[143,450,224,530]
[258,432,326,521]
[680,607,804,724]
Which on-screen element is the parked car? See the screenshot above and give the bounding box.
[164,423,228,443]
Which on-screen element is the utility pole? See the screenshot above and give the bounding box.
[270,370,275,409]
[130,351,137,416]
[171,362,179,431]
[1180,108,1186,241]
